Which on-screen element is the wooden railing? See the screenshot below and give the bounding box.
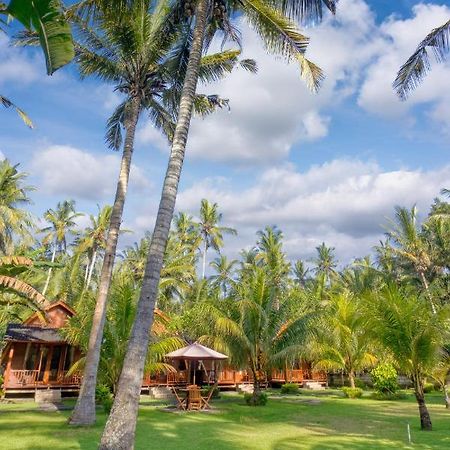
[9,370,39,386]
[6,370,81,388]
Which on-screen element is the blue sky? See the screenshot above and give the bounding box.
[1,0,449,265]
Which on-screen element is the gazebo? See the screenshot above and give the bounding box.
[165,342,228,385]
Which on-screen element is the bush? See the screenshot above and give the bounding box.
[281,383,300,395]
[201,386,220,399]
[244,391,268,406]
[371,363,398,394]
[0,375,4,398]
[423,383,436,394]
[95,384,112,404]
[354,378,368,390]
[102,396,113,413]
[341,387,363,398]
[370,391,407,401]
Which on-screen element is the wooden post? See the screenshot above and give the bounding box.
[43,346,53,384]
[4,345,15,388]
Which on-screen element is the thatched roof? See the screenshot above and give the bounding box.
[165,342,228,361]
[4,324,65,343]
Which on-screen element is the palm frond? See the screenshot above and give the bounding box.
[394,20,450,100]
[0,95,34,128]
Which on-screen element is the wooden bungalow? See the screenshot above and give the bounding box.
[1,301,82,394]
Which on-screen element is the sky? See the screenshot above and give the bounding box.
[1,0,449,267]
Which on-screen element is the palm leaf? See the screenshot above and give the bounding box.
[394,20,450,100]
[0,275,49,306]
[0,94,34,128]
[7,0,75,75]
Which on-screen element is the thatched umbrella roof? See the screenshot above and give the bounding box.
[165,342,228,361]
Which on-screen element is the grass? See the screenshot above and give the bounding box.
[1,390,450,449]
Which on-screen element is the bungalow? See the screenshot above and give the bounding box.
[1,301,326,396]
[1,301,82,394]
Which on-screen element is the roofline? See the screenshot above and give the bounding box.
[23,300,76,325]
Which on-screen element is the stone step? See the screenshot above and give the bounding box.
[303,381,325,390]
[148,387,176,400]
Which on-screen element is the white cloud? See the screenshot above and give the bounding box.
[0,35,40,86]
[31,145,150,200]
[137,0,450,164]
[358,3,450,129]
[169,158,450,263]
[0,150,5,160]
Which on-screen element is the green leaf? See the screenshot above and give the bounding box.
[7,0,75,74]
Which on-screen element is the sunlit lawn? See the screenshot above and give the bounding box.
[1,390,450,449]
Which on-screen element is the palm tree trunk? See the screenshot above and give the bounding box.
[444,384,450,409]
[98,1,209,448]
[413,373,432,430]
[349,370,356,389]
[42,245,56,296]
[69,96,141,426]
[419,270,437,314]
[201,240,208,279]
[86,249,97,288]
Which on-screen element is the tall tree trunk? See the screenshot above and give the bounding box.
[86,249,97,288]
[99,2,209,448]
[201,240,208,279]
[444,384,450,409]
[42,245,56,296]
[348,370,356,389]
[419,270,437,314]
[413,373,432,430]
[68,96,141,426]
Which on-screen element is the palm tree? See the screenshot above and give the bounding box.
[63,273,183,394]
[195,199,236,278]
[394,20,450,100]
[292,259,310,287]
[370,285,449,430]
[76,205,112,289]
[313,291,377,388]
[100,0,334,445]
[386,206,436,313]
[255,226,290,286]
[198,268,314,402]
[209,254,238,296]
[40,200,82,296]
[69,0,253,425]
[313,242,337,283]
[0,160,34,255]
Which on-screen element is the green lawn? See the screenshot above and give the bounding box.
[1,391,449,449]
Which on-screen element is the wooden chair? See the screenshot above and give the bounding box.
[201,386,216,410]
[172,387,187,410]
[187,385,202,410]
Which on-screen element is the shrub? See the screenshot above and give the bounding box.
[102,396,113,413]
[244,391,268,406]
[370,391,407,400]
[281,383,300,395]
[423,383,435,394]
[341,387,363,398]
[354,378,368,390]
[371,363,398,394]
[201,386,220,399]
[0,375,4,398]
[95,384,112,404]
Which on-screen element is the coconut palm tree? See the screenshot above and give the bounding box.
[75,205,112,289]
[394,20,450,100]
[0,160,34,255]
[195,199,236,278]
[292,259,310,287]
[313,242,337,283]
[70,0,254,425]
[386,206,436,313]
[369,285,450,430]
[209,254,238,296]
[198,267,314,403]
[313,291,377,388]
[40,200,82,296]
[100,0,334,445]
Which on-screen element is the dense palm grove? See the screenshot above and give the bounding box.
[1,158,450,431]
[1,0,450,449]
